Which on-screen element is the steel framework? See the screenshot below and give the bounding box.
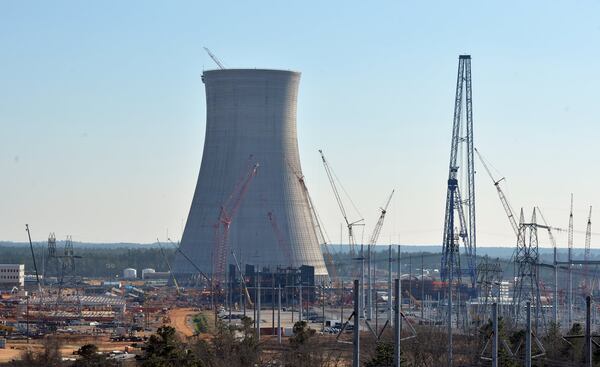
[441,55,477,290]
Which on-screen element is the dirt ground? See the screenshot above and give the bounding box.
[168,307,197,337]
[0,337,136,364]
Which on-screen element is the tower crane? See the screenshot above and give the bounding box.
[366,190,394,320]
[318,149,363,257]
[287,160,339,285]
[584,206,592,294]
[474,148,518,237]
[213,162,259,283]
[266,211,294,263]
[203,47,225,69]
[157,239,181,295]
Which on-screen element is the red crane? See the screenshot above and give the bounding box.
[212,162,259,283]
[266,211,294,264]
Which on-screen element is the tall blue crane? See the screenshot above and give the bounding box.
[441,55,477,292]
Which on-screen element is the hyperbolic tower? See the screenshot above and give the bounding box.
[173,69,328,280]
[441,55,477,290]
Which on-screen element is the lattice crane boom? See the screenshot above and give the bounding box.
[213,163,259,282]
[319,149,362,257]
[475,148,519,237]
[203,47,225,70]
[584,206,592,293]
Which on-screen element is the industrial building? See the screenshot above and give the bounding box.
[174,69,327,280]
[0,264,25,289]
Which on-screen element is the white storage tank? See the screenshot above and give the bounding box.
[141,268,155,279]
[123,268,137,279]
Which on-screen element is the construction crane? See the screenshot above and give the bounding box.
[166,238,211,285]
[231,249,253,307]
[286,160,339,285]
[584,206,592,294]
[318,149,363,257]
[366,190,394,320]
[474,148,519,236]
[266,211,294,262]
[157,239,181,295]
[25,224,42,293]
[203,47,225,69]
[213,162,259,283]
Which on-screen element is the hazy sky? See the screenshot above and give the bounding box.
[1,1,599,249]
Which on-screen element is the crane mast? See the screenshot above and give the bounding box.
[319,149,363,257]
[366,190,394,320]
[203,47,225,69]
[441,55,477,290]
[584,206,592,294]
[287,161,338,284]
[213,162,259,283]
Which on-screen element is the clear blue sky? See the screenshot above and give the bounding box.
[1,1,599,248]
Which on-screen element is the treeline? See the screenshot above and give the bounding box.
[0,246,175,278]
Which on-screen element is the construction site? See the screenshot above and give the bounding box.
[2,52,600,367]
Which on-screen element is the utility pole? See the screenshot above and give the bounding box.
[341,280,344,324]
[322,281,326,331]
[568,195,574,327]
[257,270,261,341]
[299,281,303,322]
[394,278,401,367]
[421,254,425,319]
[585,296,592,367]
[278,286,282,344]
[492,303,498,367]
[367,244,372,320]
[353,279,360,367]
[361,243,366,319]
[526,301,532,367]
[388,245,393,326]
[272,274,275,335]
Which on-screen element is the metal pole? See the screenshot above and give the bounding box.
[388,245,393,326]
[299,281,303,322]
[278,286,282,344]
[353,279,360,367]
[322,281,326,331]
[341,280,344,324]
[448,251,453,367]
[397,245,401,314]
[492,303,498,367]
[228,278,232,325]
[361,244,365,319]
[586,296,592,367]
[272,273,275,336]
[367,244,373,320]
[394,278,401,367]
[525,301,531,367]
[257,270,261,341]
[421,254,425,320]
[554,246,558,326]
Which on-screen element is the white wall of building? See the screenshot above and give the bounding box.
[0,264,25,287]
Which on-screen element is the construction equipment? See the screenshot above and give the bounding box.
[25,224,42,292]
[475,148,518,237]
[287,160,338,285]
[584,206,593,294]
[212,162,259,283]
[203,47,225,69]
[231,249,253,307]
[319,149,363,257]
[366,190,394,319]
[157,239,181,295]
[441,55,477,290]
[167,238,211,285]
[266,211,294,263]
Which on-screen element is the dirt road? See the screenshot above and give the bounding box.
[168,308,197,337]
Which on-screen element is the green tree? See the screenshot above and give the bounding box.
[72,344,116,367]
[365,342,394,367]
[142,326,204,367]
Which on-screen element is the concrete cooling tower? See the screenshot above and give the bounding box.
[173,69,328,280]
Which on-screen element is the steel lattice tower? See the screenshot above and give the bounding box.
[513,209,546,330]
[441,55,477,291]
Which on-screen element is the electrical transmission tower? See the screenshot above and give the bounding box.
[476,256,503,320]
[513,209,546,331]
[441,55,477,291]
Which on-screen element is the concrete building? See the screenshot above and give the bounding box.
[0,264,25,288]
[174,69,327,280]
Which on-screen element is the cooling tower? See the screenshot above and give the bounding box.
[173,69,328,280]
